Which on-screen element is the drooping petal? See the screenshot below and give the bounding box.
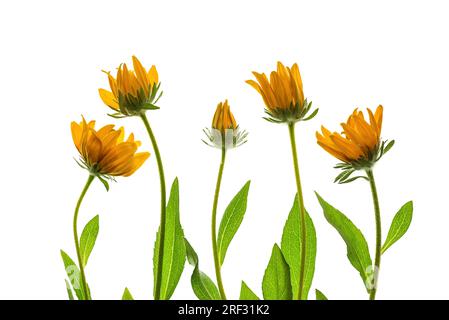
[317,140,348,163]
[122,152,150,176]
[245,79,262,93]
[246,79,271,108]
[71,121,83,153]
[330,134,363,161]
[99,89,119,110]
[106,72,118,97]
[252,71,277,109]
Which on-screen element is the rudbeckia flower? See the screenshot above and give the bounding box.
[71,117,150,183]
[212,100,237,133]
[246,62,318,123]
[317,105,394,182]
[99,56,162,117]
[203,100,247,149]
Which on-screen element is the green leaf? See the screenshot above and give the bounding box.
[185,239,221,300]
[381,201,413,254]
[60,249,86,300]
[65,280,74,300]
[315,289,328,300]
[281,194,316,300]
[153,178,187,300]
[239,281,260,300]
[122,287,134,300]
[262,244,292,300]
[217,181,251,265]
[79,215,99,267]
[315,193,372,289]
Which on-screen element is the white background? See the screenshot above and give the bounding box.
[0,0,447,300]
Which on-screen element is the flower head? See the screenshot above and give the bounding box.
[316,105,394,182]
[203,100,248,150]
[212,100,237,133]
[246,62,318,124]
[99,56,162,117]
[71,117,150,187]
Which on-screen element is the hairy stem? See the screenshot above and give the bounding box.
[288,123,307,300]
[140,112,167,300]
[367,169,382,300]
[211,134,227,300]
[73,174,95,300]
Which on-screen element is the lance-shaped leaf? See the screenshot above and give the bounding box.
[281,194,317,300]
[262,244,292,300]
[122,287,134,300]
[153,178,186,300]
[315,193,372,289]
[185,239,221,300]
[65,280,74,300]
[315,289,328,300]
[60,249,86,300]
[239,281,260,300]
[382,201,413,254]
[217,181,251,265]
[79,215,99,267]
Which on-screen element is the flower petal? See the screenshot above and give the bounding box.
[148,65,159,85]
[99,89,119,110]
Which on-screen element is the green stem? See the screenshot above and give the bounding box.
[140,112,167,301]
[211,134,227,300]
[288,123,307,300]
[367,169,381,300]
[73,174,95,300]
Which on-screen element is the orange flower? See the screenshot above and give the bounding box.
[212,100,237,133]
[71,117,150,178]
[317,105,384,165]
[99,56,161,117]
[203,100,247,149]
[247,62,317,123]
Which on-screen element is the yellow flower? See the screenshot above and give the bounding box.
[212,100,237,133]
[203,100,248,149]
[71,117,150,178]
[99,56,161,117]
[316,105,385,166]
[246,62,317,123]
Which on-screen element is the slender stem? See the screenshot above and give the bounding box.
[211,134,227,300]
[73,174,95,300]
[140,112,167,301]
[288,123,307,300]
[367,169,382,300]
